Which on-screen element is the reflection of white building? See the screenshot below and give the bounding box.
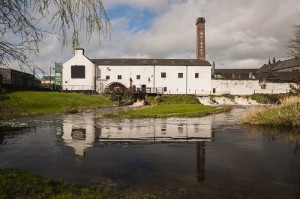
[61,113,212,156]
[99,118,212,142]
[62,114,98,156]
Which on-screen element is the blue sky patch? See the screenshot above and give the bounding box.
[106,5,156,31]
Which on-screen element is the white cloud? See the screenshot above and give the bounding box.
[103,0,185,12]
[15,0,300,74]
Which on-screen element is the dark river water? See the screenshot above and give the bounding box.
[0,108,299,198]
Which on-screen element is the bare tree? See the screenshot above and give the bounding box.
[0,0,110,71]
[287,14,300,57]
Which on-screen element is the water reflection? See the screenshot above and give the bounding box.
[241,125,300,156]
[0,109,300,198]
[197,141,206,181]
[62,114,97,157]
[60,113,212,157]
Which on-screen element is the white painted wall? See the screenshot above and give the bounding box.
[211,80,295,95]
[96,65,153,93]
[96,65,211,94]
[62,49,95,91]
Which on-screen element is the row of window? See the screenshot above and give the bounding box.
[161,72,199,78]
[70,65,201,80]
[105,73,200,80]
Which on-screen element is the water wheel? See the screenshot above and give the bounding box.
[104,82,127,94]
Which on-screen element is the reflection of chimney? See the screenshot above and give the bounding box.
[197,141,206,182]
[196,17,206,60]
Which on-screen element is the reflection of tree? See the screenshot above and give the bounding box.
[242,125,300,157]
[294,141,300,156]
[0,133,4,144]
[197,141,206,182]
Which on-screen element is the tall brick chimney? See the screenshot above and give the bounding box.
[196,17,206,60]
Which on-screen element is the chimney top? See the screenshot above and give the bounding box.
[196,17,206,25]
[75,48,84,55]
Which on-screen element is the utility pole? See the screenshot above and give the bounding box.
[50,66,52,90]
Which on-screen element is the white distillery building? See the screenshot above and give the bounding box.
[62,17,212,95]
[62,48,212,94]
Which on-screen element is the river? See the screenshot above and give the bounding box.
[0,108,299,198]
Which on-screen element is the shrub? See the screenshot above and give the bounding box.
[154,95,162,103]
[241,96,300,127]
[250,93,287,104]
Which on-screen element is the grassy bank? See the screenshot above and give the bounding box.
[241,96,300,127]
[250,93,288,104]
[0,169,156,199]
[101,95,229,119]
[102,104,225,118]
[0,91,113,119]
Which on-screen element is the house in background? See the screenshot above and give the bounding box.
[212,68,257,80]
[41,76,55,84]
[0,68,41,90]
[256,57,300,84]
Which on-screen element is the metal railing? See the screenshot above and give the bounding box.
[195,88,290,96]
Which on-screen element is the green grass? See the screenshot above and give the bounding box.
[0,91,113,118]
[250,93,288,104]
[0,169,157,199]
[101,95,228,119]
[102,104,225,119]
[254,103,300,127]
[146,95,200,105]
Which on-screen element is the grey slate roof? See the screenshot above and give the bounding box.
[257,58,300,74]
[272,58,300,71]
[256,64,272,74]
[214,69,257,74]
[256,58,300,81]
[91,58,211,66]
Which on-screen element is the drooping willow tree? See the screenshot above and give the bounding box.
[0,0,110,70]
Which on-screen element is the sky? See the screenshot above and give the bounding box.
[21,0,300,76]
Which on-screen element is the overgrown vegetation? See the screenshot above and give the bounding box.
[241,96,300,127]
[0,169,157,199]
[250,93,288,104]
[221,94,235,101]
[100,95,229,118]
[0,91,113,119]
[289,76,300,95]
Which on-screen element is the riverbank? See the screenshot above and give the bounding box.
[0,91,114,119]
[100,95,232,118]
[0,169,157,199]
[0,92,231,120]
[241,96,300,127]
[100,104,228,118]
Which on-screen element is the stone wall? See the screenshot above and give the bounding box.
[211,79,296,95]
